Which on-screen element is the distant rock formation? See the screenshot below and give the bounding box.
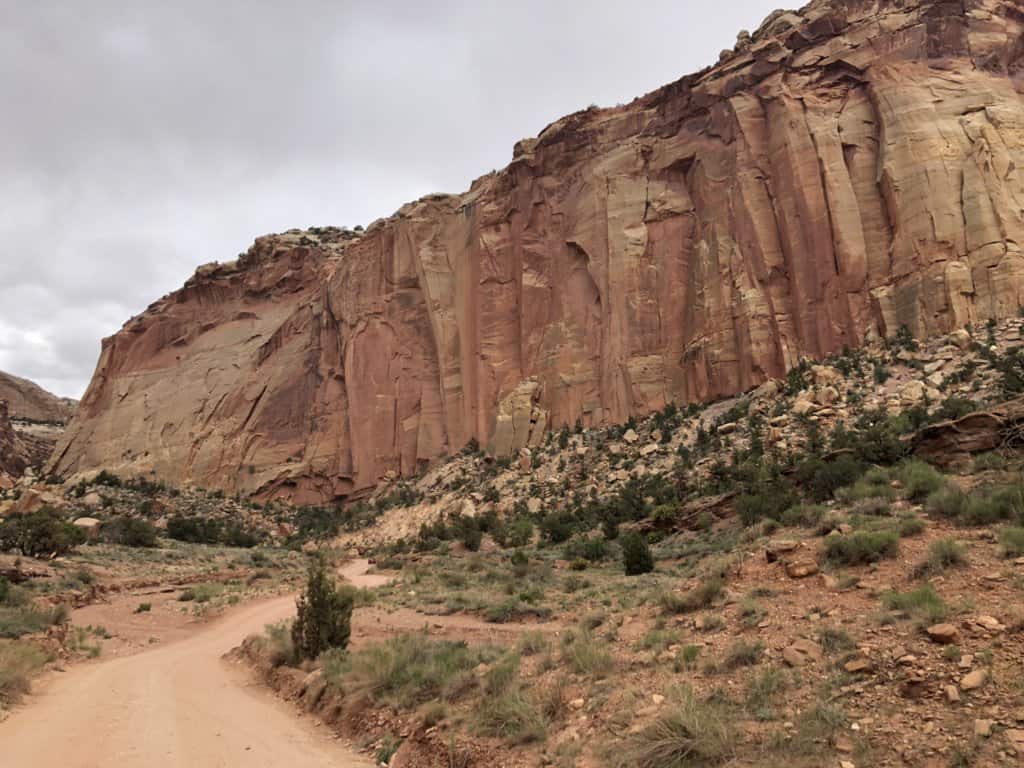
[0,400,53,483]
[0,371,77,424]
[50,0,1024,503]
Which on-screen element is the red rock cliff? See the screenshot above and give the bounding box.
[50,0,1024,502]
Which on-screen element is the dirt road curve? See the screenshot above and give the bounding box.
[0,565,378,768]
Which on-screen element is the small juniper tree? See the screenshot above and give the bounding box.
[621,531,654,576]
[292,555,353,661]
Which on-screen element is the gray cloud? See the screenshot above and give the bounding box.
[1,0,783,398]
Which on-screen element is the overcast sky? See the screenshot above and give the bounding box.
[1,0,784,399]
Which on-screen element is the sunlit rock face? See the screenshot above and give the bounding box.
[50,0,1024,503]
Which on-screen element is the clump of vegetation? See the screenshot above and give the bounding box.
[720,639,765,670]
[0,578,68,639]
[926,483,1024,527]
[0,507,86,559]
[610,687,734,768]
[561,630,614,678]
[824,530,899,565]
[882,585,949,623]
[291,556,354,661]
[0,640,49,708]
[100,516,159,548]
[660,576,724,615]
[999,526,1024,558]
[167,514,264,548]
[335,633,492,706]
[473,656,547,744]
[913,538,968,578]
[621,532,654,575]
[895,460,945,502]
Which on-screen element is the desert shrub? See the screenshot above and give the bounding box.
[920,538,968,575]
[780,504,826,528]
[823,530,898,566]
[506,517,534,548]
[660,576,724,615]
[735,485,798,527]
[881,585,949,623]
[539,511,575,544]
[0,640,48,708]
[262,621,297,667]
[745,666,788,716]
[474,656,546,744]
[221,523,263,548]
[897,463,945,499]
[818,627,855,653]
[935,397,976,422]
[0,581,66,639]
[0,507,86,558]
[291,556,353,661]
[563,535,608,563]
[897,515,926,537]
[100,516,158,548]
[562,631,614,677]
[166,515,222,544]
[927,484,1024,527]
[721,639,765,670]
[999,527,1024,558]
[610,687,733,767]
[343,633,489,706]
[621,532,654,575]
[835,466,896,503]
[796,454,865,502]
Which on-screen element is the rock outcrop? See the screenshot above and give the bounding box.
[0,371,77,424]
[0,400,52,481]
[50,0,1024,503]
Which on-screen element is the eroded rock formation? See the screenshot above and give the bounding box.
[0,371,77,424]
[50,0,1024,503]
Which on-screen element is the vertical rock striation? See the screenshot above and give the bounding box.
[51,0,1024,502]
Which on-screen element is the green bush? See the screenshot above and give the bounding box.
[0,507,86,558]
[779,504,826,528]
[721,639,765,670]
[0,640,49,708]
[339,633,489,706]
[166,515,222,544]
[735,486,798,527]
[796,455,865,502]
[896,460,945,502]
[506,517,534,548]
[881,585,948,623]
[660,576,723,615]
[927,484,1024,527]
[539,511,575,544]
[100,516,158,548]
[999,527,1024,558]
[563,535,608,563]
[823,531,899,566]
[610,688,734,768]
[621,532,654,575]
[291,557,354,661]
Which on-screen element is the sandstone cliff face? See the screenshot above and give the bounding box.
[50,0,1024,503]
[0,371,77,424]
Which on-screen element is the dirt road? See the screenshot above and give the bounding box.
[0,572,375,767]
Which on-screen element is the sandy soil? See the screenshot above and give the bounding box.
[0,571,376,768]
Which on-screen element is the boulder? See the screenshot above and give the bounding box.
[926,624,959,644]
[783,639,823,667]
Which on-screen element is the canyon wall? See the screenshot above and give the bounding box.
[50,0,1024,503]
